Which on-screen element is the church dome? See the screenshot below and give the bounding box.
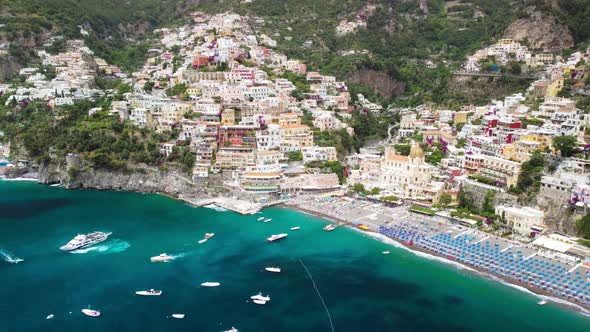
[409,143,424,158]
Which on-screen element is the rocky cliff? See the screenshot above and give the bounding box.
[503,10,574,51]
[37,155,234,200]
[347,69,406,98]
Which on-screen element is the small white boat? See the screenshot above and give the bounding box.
[224,327,238,332]
[264,218,272,223]
[46,314,54,320]
[250,292,270,301]
[257,217,265,221]
[382,251,390,255]
[151,253,174,262]
[198,239,208,244]
[323,224,336,232]
[266,233,288,243]
[81,309,101,317]
[204,233,215,239]
[172,314,185,319]
[290,227,300,231]
[265,267,281,273]
[136,289,162,296]
[537,300,548,305]
[253,299,267,305]
[201,282,220,287]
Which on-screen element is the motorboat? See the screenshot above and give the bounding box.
[290,227,300,231]
[323,224,336,232]
[224,327,238,332]
[253,299,267,305]
[198,239,208,244]
[264,218,272,223]
[150,253,174,262]
[204,233,215,239]
[382,251,390,255]
[81,309,101,317]
[46,314,54,320]
[266,233,288,243]
[537,300,548,305]
[201,282,220,287]
[257,217,265,221]
[172,314,185,319]
[60,232,112,251]
[250,292,271,301]
[265,267,281,273]
[136,289,162,296]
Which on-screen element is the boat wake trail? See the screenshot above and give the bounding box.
[69,239,130,255]
[203,204,228,212]
[299,259,335,332]
[0,249,24,264]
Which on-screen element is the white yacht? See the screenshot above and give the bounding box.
[265,267,281,273]
[172,314,185,319]
[198,239,208,244]
[136,289,162,296]
[250,292,270,301]
[290,227,301,231]
[323,224,336,232]
[81,309,101,317]
[224,327,238,332]
[382,251,390,255]
[201,282,220,287]
[537,300,548,305]
[46,314,54,320]
[266,233,288,243]
[150,253,174,262]
[257,217,265,221]
[204,233,215,239]
[60,232,112,251]
[264,218,272,223]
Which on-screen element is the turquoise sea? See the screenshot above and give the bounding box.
[1,181,589,332]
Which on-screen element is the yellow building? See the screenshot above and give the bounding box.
[502,134,552,162]
[221,109,235,125]
[546,77,564,97]
[454,111,470,124]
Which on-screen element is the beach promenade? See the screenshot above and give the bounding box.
[288,196,590,312]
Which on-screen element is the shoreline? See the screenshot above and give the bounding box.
[283,202,590,315]
[5,178,590,315]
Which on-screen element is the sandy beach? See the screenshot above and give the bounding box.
[284,197,590,315]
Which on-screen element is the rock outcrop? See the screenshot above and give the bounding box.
[503,10,574,51]
[347,69,406,98]
[37,155,235,201]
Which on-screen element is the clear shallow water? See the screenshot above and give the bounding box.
[1,181,589,332]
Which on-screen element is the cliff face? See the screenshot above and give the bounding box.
[347,69,406,98]
[503,10,574,51]
[37,155,229,200]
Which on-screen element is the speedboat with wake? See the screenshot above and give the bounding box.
[250,292,270,302]
[136,289,162,296]
[60,232,112,251]
[323,224,336,232]
[266,233,287,243]
[81,309,101,317]
[537,299,548,305]
[150,253,174,262]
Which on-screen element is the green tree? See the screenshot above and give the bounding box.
[576,216,590,239]
[439,193,452,209]
[553,135,577,157]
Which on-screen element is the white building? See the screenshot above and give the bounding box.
[495,205,545,236]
